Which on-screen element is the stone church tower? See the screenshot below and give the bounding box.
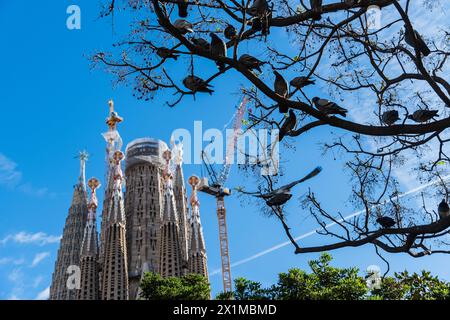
[49,152,88,300]
[99,100,123,288]
[78,178,101,300]
[173,161,190,275]
[124,138,167,299]
[158,150,184,278]
[101,150,129,300]
[187,176,208,278]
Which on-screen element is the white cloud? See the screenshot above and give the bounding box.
[33,276,44,288]
[35,287,50,300]
[30,252,50,268]
[0,153,22,187]
[7,268,25,299]
[0,257,25,266]
[0,153,52,197]
[0,231,61,246]
[8,268,23,282]
[18,183,50,197]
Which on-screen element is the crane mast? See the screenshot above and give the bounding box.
[217,196,232,293]
[199,97,248,294]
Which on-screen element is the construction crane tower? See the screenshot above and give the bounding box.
[198,97,248,294]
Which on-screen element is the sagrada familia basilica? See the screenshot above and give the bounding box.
[49,101,208,300]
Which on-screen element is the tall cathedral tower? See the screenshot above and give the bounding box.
[78,178,101,300]
[158,150,184,278]
[99,100,123,276]
[187,176,208,278]
[49,152,88,300]
[101,150,129,300]
[124,138,167,299]
[172,144,190,275]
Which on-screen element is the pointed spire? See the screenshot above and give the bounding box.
[77,150,89,189]
[187,175,208,278]
[163,149,173,180]
[99,99,125,291]
[110,150,126,223]
[172,141,187,195]
[171,137,184,166]
[101,145,129,299]
[171,141,190,274]
[106,99,123,131]
[50,155,89,300]
[188,176,201,221]
[81,178,100,257]
[159,149,184,277]
[188,175,206,253]
[78,177,101,300]
[87,177,100,219]
[161,150,178,222]
[102,99,124,177]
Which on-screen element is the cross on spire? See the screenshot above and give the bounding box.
[77,150,89,188]
[106,99,123,130]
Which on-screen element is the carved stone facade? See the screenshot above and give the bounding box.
[125,138,166,298]
[124,138,193,299]
[49,161,88,300]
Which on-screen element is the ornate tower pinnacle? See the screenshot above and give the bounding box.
[77,150,89,189]
[101,148,129,300]
[163,149,173,179]
[171,137,184,166]
[187,175,208,278]
[188,176,200,208]
[79,178,101,300]
[108,99,114,113]
[159,149,184,277]
[172,142,190,275]
[83,178,101,253]
[113,151,125,183]
[103,99,124,171]
[99,99,124,294]
[106,99,123,131]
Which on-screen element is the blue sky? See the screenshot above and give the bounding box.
[0,1,449,300]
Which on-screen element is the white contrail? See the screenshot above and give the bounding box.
[210,174,450,276]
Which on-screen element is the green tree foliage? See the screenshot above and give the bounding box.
[276,253,368,300]
[215,278,273,300]
[372,271,450,300]
[219,253,367,300]
[370,276,405,300]
[139,272,210,300]
[140,255,449,300]
[218,253,450,300]
[234,278,273,300]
